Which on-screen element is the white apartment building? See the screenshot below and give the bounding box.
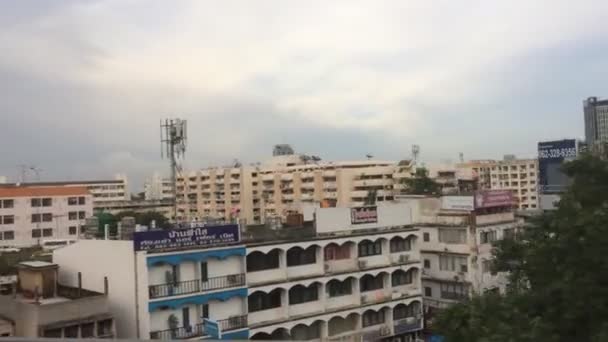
[0,185,93,247]
[399,191,521,312]
[2,175,129,210]
[458,157,539,210]
[145,172,174,201]
[176,153,414,225]
[53,202,424,341]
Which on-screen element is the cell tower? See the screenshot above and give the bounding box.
[411,145,420,164]
[160,119,187,222]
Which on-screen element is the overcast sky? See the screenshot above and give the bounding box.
[1,0,607,189]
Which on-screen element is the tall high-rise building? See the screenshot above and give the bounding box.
[144,172,173,201]
[584,96,608,148]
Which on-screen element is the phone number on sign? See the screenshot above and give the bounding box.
[539,147,576,159]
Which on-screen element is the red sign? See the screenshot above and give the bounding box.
[351,206,378,224]
[474,190,514,209]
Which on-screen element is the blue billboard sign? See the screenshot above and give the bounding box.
[538,139,577,194]
[204,318,221,339]
[133,224,240,251]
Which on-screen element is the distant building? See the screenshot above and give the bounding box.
[144,172,173,201]
[0,261,115,338]
[93,199,173,219]
[537,139,581,210]
[584,96,608,149]
[0,185,93,247]
[176,147,414,224]
[0,175,129,210]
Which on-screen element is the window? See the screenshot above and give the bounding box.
[392,270,413,286]
[287,247,316,266]
[439,254,468,272]
[64,325,79,338]
[2,231,14,240]
[482,259,495,274]
[327,279,352,297]
[1,199,13,208]
[247,250,280,272]
[289,285,318,304]
[324,244,350,260]
[440,283,468,300]
[202,304,209,319]
[390,237,411,253]
[97,319,113,337]
[358,240,382,257]
[32,214,41,223]
[42,198,52,207]
[423,232,430,242]
[31,198,41,207]
[1,215,14,225]
[480,231,497,244]
[424,287,432,297]
[78,197,86,205]
[79,211,86,219]
[81,323,95,338]
[360,274,384,292]
[68,197,78,205]
[68,212,77,220]
[32,229,41,238]
[42,228,53,237]
[69,226,77,235]
[43,329,62,338]
[362,310,385,327]
[394,304,418,320]
[42,213,53,222]
[248,290,282,312]
[438,229,466,244]
[503,228,515,239]
[424,259,431,269]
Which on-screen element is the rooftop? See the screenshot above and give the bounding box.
[0,179,123,187]
[0,186,89,198]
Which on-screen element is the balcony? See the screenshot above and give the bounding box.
[148,274,246,299]
[150,323,205,340]
[323,182,337,190]
[150,316,247,340]
[393,317,422,335]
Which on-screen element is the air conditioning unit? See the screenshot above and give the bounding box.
[379,325,391,336]
[358,260,367,269]
[324,263,331,272]
[399,254,409,263]
[360,294,369,304]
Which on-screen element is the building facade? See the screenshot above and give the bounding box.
[399,192,520,313]
[0,261,115,338]
[54,202,424,341]
[145,173,174,201]
[0,186,93,247]
[584,96,608,149]
[176,154,414,225]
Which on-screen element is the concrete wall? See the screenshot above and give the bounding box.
[315,203,412,234]
[53,240,137,338]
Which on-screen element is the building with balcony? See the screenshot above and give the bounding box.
[176,146,414,225]
[399,191,522,314]
[0,185,93,247]
[145,172,174,201]
[245,203,423,342]
[53,225,248,340]
[0,261,115,338]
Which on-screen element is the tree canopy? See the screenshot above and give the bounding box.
[434,154,608,342]
[402,167,441,195]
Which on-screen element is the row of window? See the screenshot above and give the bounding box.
[0,215,14,225]
[248,271,416,311]
[423,283,468,300]
[422,255,469,273]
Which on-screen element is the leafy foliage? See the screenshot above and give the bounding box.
[402,167,441,195]
[434,154,608,342]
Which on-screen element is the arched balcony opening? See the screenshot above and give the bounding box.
[248,288,283,313]
[328,313,359,337]
[247,249,281,272]
[291,321,322,341]
[287,246,318,267]
[288,283,320,305]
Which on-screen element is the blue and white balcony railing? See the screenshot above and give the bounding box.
[149,273,246,299]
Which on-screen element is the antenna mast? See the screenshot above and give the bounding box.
[160,119,187,223]
[411,145,420,165]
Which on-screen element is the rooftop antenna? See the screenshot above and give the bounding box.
[160,118,187,222]
[366,154,373,160]
[17,165,42,182]
[459,152,464,163]
[411,145,420,164]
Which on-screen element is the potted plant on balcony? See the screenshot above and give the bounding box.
[168,314,180,339]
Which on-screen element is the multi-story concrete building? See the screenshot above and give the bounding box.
[0,175,129,210]
[53,202,424,341]
[584,96,608,149]
[458,157,539,210]
[399,191,521,313]
[0,185,93,247]
[176,151,414,224]
[0,261,115,338]
[145,172,174,201]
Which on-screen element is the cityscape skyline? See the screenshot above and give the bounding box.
[2,0,606,186]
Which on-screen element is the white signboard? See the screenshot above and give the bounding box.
[441,196,474,211]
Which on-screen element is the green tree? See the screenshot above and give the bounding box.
[115,210,170,229]
[402,167,440,195]
[434,154,608,342]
